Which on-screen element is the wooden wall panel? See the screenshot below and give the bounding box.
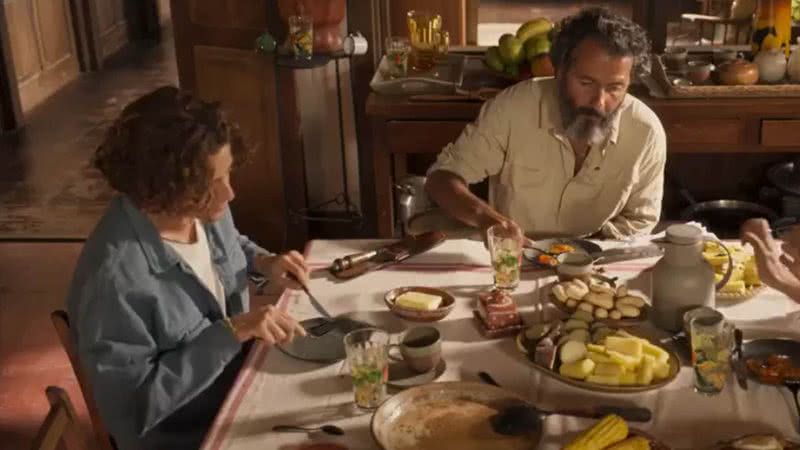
[93,0,128,60]
[5,0,80,112]
[193,46,287,251]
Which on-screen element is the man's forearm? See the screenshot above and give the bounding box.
[425,170,505,229]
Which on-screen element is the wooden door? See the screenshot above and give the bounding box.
[388,0,467,46]
[91,0,129,60]
[4,0,81,112]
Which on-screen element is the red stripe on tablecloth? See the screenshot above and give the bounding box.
[201,241,316,450]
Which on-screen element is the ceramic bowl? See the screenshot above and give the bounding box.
[384,286,455,322]
[686,60,715,84]
[555,252,594,281]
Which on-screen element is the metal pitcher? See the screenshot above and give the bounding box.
[394,176,434,230]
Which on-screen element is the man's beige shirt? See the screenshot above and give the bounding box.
[428,77,667,239]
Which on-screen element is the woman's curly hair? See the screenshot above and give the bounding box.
[550,7,651,77]
[94,86,248,216]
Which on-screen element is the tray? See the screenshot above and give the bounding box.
[516,326,681,394]
[369,53,466,96]
[650,54,800,98]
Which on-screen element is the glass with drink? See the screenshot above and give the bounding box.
[406,11,448,71]
[288,15,313,59]
[344,328,389,410]
[690,314,733,395]
[487,224,523,291]
[384,36,411,78]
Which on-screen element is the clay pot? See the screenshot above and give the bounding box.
[716,58,760,85]
[277,0,346,52]
[753,48,787,83]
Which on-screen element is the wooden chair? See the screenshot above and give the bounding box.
[51,310,116,450]
[29,386,89,450]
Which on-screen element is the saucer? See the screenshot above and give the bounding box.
[387,358,446,389]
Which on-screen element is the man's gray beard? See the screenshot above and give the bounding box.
[563,114,609,146]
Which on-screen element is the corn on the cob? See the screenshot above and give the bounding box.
[604,436,651,450]
[562,414,628,450]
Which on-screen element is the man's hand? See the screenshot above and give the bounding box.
[257,251,310,290]
[228,305,306,345]
[740,218,800,295]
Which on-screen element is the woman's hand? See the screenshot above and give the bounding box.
[740,218,800,296]
[228,305,306,345]
[258,251,310,290]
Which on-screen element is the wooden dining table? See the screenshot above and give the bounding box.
[200,237,800,450]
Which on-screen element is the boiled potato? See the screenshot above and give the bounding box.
[605,336,643,360]
[560,340,587,364]
[637,356,655,385]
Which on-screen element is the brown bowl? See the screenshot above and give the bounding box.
[384,286,455,322]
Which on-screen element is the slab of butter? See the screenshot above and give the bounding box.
[395,291,442,311]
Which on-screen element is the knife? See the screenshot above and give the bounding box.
[589,244,663,265]
[733,328,749,390]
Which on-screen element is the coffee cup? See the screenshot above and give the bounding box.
[389,326,442,373]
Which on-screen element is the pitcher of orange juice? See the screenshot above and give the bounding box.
[407,11,449,71]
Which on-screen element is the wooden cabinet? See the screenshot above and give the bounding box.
[366,92,800,238]
[4,0,80,112]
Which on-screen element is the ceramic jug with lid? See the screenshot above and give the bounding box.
[651,224,733,332]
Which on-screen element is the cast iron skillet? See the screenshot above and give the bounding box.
[741,338,800,430]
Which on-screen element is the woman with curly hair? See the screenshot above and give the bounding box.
[426,7,667,240]
[66,86,309,449]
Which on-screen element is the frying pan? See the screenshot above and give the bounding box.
[741,338,800,430]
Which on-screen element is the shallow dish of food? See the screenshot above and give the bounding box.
[703,241,764,301]
[546,275,650,326]
[706,434,800,450]
[384,287,455,322]
[370,382,541,450]
[523,238,602,268]
[516,314,680,393]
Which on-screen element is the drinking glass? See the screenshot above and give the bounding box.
[690,314,734,395]
[344,328,389,410]
[384,36,411,78]
[406,11,448,71]
[487,224,523,290]
[288,15,313,59]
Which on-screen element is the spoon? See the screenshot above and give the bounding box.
[272,424,345,436]
[478,371,652,436]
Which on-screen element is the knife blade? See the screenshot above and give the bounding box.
[733,328,749,390]
[589,244,663,265]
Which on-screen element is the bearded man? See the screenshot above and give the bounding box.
[425,7,666,239]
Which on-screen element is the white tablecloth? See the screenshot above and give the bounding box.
[202,239,800,450]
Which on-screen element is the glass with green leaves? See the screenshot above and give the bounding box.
[690,314,733,395]
[487,223,523,290]
[344,328,389,410]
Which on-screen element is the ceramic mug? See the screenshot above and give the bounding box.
[343,32,369,56]
[389,326,442,373]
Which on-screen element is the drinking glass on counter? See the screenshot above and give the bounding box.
[690,314,734,395]
[344,328,389,410]
[487,224,523,291]
[288,15,313,59]
[384,36,411,78]
[406,10,449,71]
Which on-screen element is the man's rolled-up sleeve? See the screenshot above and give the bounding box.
[602,125,667,238]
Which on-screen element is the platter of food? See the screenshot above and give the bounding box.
[516,313,679,393]
[546,275,650,326]
[523,238,602,268]
[703,241,765,301]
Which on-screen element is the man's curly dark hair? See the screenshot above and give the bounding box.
[550,7,651,77]
[93,86,249,216]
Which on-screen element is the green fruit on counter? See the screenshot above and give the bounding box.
[525,36,551,61]
[516,18,554,43]
[485,46,505,72]
[505,63,520,78]
[498,34,524,65]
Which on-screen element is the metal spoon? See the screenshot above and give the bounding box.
[272,424,345,436]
